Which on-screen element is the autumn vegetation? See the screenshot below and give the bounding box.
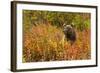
[22,10,91,62]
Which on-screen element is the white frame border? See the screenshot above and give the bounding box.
[16,3,97,70]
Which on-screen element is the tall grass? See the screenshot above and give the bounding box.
[23,24,91,62]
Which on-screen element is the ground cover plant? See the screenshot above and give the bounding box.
[22,10,91,62]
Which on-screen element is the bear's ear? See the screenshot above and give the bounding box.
[71,22,75,27]
[63,23,66,27]
[63,21,68,26]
